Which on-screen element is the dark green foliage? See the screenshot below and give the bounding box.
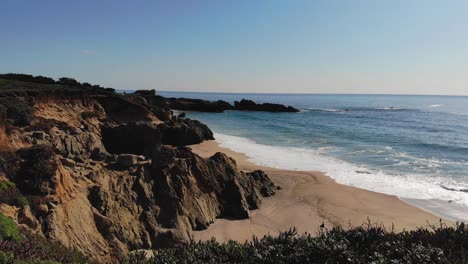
[0,97,34,126]
[0,213,20,242]
[13,145,57,196]
[0,222,91,264]
[57,77,79,86]
[0,181,29,207]
[122,222,468,264]
[0,74,116,98]
[0,74,55,85]
[0,151,20,181]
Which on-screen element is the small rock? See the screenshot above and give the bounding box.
[91,147,107,161]
[37,204,49,215]
[72,156,85,163]
[152,145,175,169]
[32,131,46,140]
[118,154,139,167]
[137,155,146,161]
[60,158,76,168]
[178,112,186,118]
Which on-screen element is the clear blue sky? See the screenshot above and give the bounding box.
[2,0,468,95]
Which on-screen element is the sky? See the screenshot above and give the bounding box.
[2,0,468,95]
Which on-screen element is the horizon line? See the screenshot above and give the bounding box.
[120,89,468,98]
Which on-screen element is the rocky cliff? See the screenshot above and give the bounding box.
[0,76,277,262]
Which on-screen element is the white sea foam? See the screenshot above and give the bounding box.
[308,108,340,112]
[428,104,443,108]
[215,133,468,211]
[374,107,403,110]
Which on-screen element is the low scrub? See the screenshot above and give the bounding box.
[123,222,468,264]
[0,212,90,264]
[0,181,29,207]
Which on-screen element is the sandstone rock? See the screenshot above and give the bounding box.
[151,145,175,169]
[117,154,139,167]
[0,81,279,262]
[18,206,41,232]
[90,147,107,161]
[60,158,76,168]
[32,131,46,140]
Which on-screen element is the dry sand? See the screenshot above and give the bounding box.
[190,140,452,243]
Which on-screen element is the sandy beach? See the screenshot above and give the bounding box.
[190,140,453,243]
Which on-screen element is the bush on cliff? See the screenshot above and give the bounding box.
[0,181,29,207]
[122,222,468,264]
[0,97,34,126]
[0,74,55,85]
[0,212,90,263]
[0,212,20,242]
[14,145,58,196]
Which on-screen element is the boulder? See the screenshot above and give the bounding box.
[151,145,176,169]
[117,154,139,167]
[158,118,214,146]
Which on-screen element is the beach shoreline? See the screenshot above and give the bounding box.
[190,139,454,243]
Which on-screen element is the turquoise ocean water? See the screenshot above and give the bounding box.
[160,91,468,220]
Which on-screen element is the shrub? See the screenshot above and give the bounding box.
[0,213,20,242]
[0,74,55,85]
[0,220,91,263]
[14,145,57,196]
[0,181,28,207]
[0,97,33,126]
[121,223,468,264]
[57,77,80,86]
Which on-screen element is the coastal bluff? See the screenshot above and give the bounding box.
[0,74,278,262]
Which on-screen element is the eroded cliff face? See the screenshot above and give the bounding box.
[0,90,277,262]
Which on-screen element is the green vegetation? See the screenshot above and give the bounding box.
[0,213,90,264]
[0,73,115,98]
[0,212,20,242]
[0,180,29,207]
[14,145,58,196]
[123,222,468,264]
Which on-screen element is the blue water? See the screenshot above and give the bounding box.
[160,92,468,209]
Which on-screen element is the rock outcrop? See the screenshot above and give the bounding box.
[131,91,300,113]
[234,99,300,112]
[166,97,233,113]
[0,76,277,262]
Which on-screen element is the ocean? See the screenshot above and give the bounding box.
[159,91,468,221]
